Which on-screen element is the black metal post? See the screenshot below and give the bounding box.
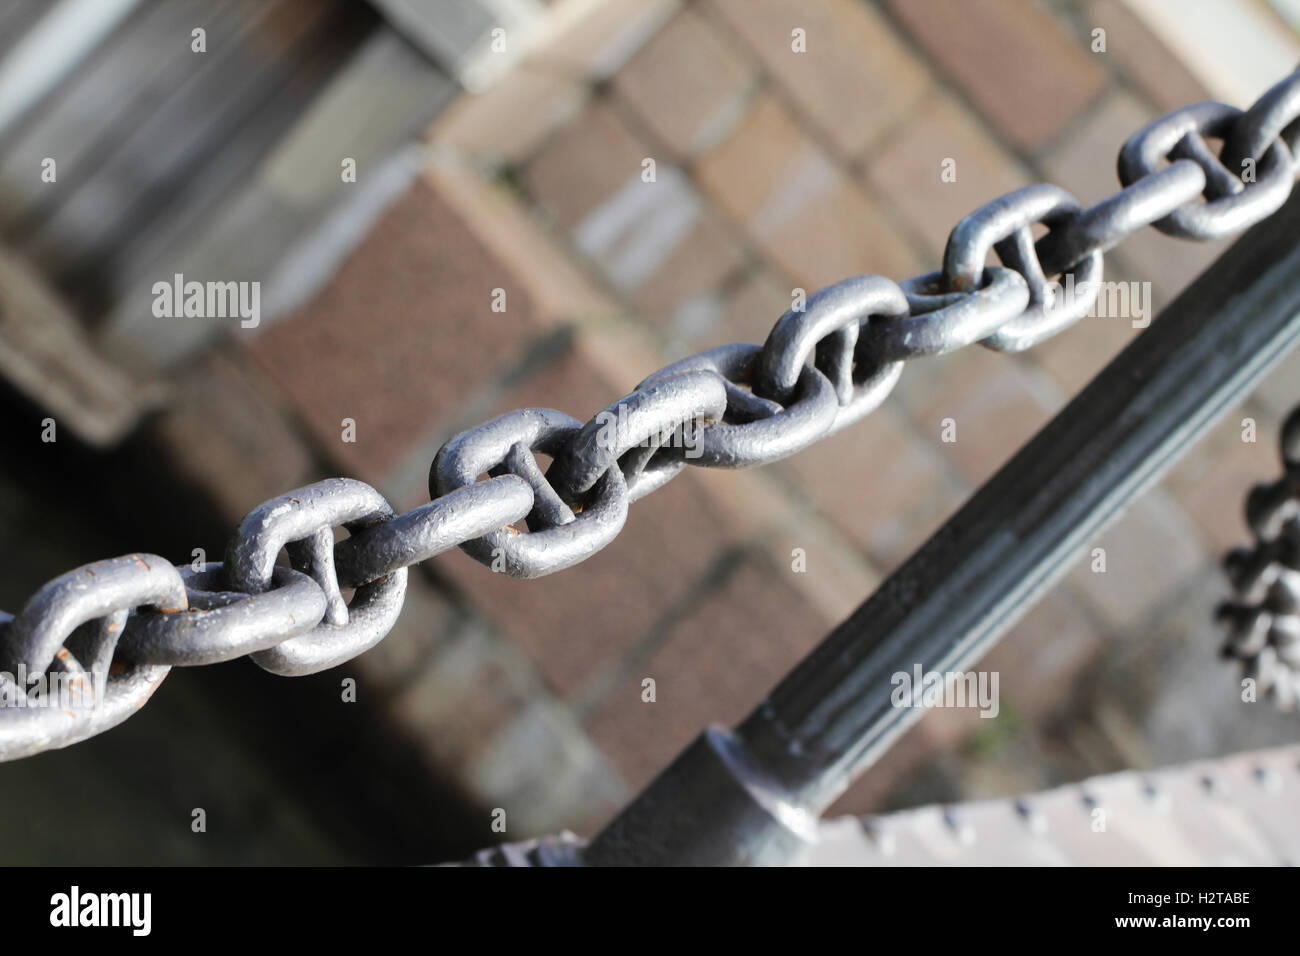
[586,193,1300,865]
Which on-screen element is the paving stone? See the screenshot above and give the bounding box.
[696,94,923,288]
[887,0,1109,152]
[708,0,931,158]
[612,6,757,158]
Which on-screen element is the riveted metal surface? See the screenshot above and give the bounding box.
[586,188,1300,864]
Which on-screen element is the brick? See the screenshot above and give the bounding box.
[823,587,1112,816]
[696,95,923,289]
[779,403,965,569]
[428,344,742,697]
[864,91,1034,263]
[352,573,457,694]
[373,584,629,834]
[887,0,1108,152]
[1164,409,1281,556]
[612,7,757,158]
[1036,86,1142,203]
[626,208,746,330]
[1031,302,1140,398]
[246,177,539,486]
[582,553,826,791]
[385,619,534,779]
[1084,0,1210,113]
[467,698,629,834]
[429,66,587,166]
[150,348,317,523]
[1065,490,1208,634]
[707,0,930,159]
[522,99,744,318]
[524,100,652,230]
[904,345,1060,487]
[697,268,792,351]
[1113,226,1229,317]
[526,0,680,81]
[982,587,1108,720]
[424,158,621,330]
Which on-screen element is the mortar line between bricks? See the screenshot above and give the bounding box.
[440,4,1200,696]
[596,81,785,293]
[753,439,920,580]
[379,324,578,505]
[692,0,942,274]
[846,85,997,277]
[365,602,481,703]
[870,0,1111,165]
[869,0,1110,199]
[669,0,1207,668]
[594,75,806,306]
[1088,516,1226,649]
[1048,0,1220,124]
[1096,559,1230,671]
[495,140,705,354]
[566,541,755,718]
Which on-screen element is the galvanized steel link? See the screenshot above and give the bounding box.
[2,67,1300,760]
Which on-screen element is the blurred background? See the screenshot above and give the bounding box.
[0,0,1298,864]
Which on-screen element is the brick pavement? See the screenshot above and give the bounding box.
[165,0,1300,839]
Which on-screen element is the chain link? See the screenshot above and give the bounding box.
[1219,405,1300,712]
[3,68,1299,759]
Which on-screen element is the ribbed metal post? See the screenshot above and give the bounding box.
[586,194,1300,866]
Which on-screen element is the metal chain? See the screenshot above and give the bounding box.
[1219,404,1300,712]
[3,68,1299,761]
